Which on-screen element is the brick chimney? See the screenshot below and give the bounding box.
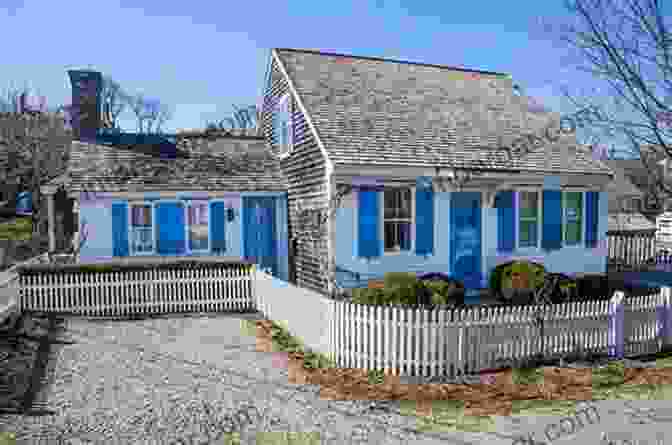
[67,70,102,141]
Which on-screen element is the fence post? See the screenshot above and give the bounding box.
[250,264,259,313]
[658,287,672,351]
[609,291,625,359]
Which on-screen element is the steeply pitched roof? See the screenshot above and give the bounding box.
[604,160,645,196]
[49,134,287,193]
[273,48,612,176]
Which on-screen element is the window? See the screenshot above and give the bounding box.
[130,203,154,254]
[187,201,209,252]
[274,94,293,157]
[383,187,413,253]
[563,191,583,246]
[518,190,540,248]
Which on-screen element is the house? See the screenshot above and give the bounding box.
[40,70,290,281]
[604,160,656,231]
[261,48,614,295]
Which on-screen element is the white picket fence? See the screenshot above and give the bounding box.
[10,260,672,377]
[17,261,256,317]
[255,270,672,378]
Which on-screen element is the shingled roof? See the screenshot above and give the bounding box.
[603,160,645,210]
[48,133,287,193]
[273,48,613,176]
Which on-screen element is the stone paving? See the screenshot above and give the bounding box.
[1,312,672,444]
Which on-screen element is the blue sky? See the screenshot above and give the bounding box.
[1,0,596,134]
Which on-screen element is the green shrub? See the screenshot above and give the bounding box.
[350,282,426,306]
[490,260,546,301]
[367,369,386,385]
[350,273,465,307]
[383,272,418,288]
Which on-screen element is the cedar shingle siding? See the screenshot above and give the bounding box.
[263,55,330,295]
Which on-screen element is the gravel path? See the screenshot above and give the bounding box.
[0,312,505,445]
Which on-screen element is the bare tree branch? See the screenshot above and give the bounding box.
[100,76,127,129]
[539,0,672,204]
[124,93,172,134]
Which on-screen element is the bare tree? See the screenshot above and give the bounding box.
[538,0,672,197]
[206,104,262,135]
[125,93,172,134]
[100,75,127,129]
[0,94,71,256]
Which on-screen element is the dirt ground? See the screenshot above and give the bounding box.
[252,319,672,420]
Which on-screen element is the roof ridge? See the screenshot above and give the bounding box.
[274,47,510,77]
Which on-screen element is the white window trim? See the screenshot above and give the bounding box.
[515,188,542,251]
[128,201,156,256]
[379,186,415,256]
[276,93,293,159]
[185,200,211,255]
[510,188,589,252]
[562,190,586,248]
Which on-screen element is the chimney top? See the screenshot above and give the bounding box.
[67,70,103,142]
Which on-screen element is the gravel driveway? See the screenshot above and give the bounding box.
[0,312,506,445]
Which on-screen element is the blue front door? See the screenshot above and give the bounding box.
[243,196,278,276]
[450,192,482,290]
[155,202,186,255]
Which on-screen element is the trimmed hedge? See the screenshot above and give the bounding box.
[351,272,465,307]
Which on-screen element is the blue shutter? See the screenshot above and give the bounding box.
[358,188,381,258]
[542,190,563,250]
[112,202,129,257]
[496,191,515,252]
[210,201,226,254]
[415,177,434,256]
[155,202,186,255]
[585,191,599,248]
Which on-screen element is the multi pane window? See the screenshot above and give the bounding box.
[187,201,209,252]
[275,95,293,156]
[383,188,412,252]
[130,203,153,254]
[518,191,539,248]
[563,191,583,246]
